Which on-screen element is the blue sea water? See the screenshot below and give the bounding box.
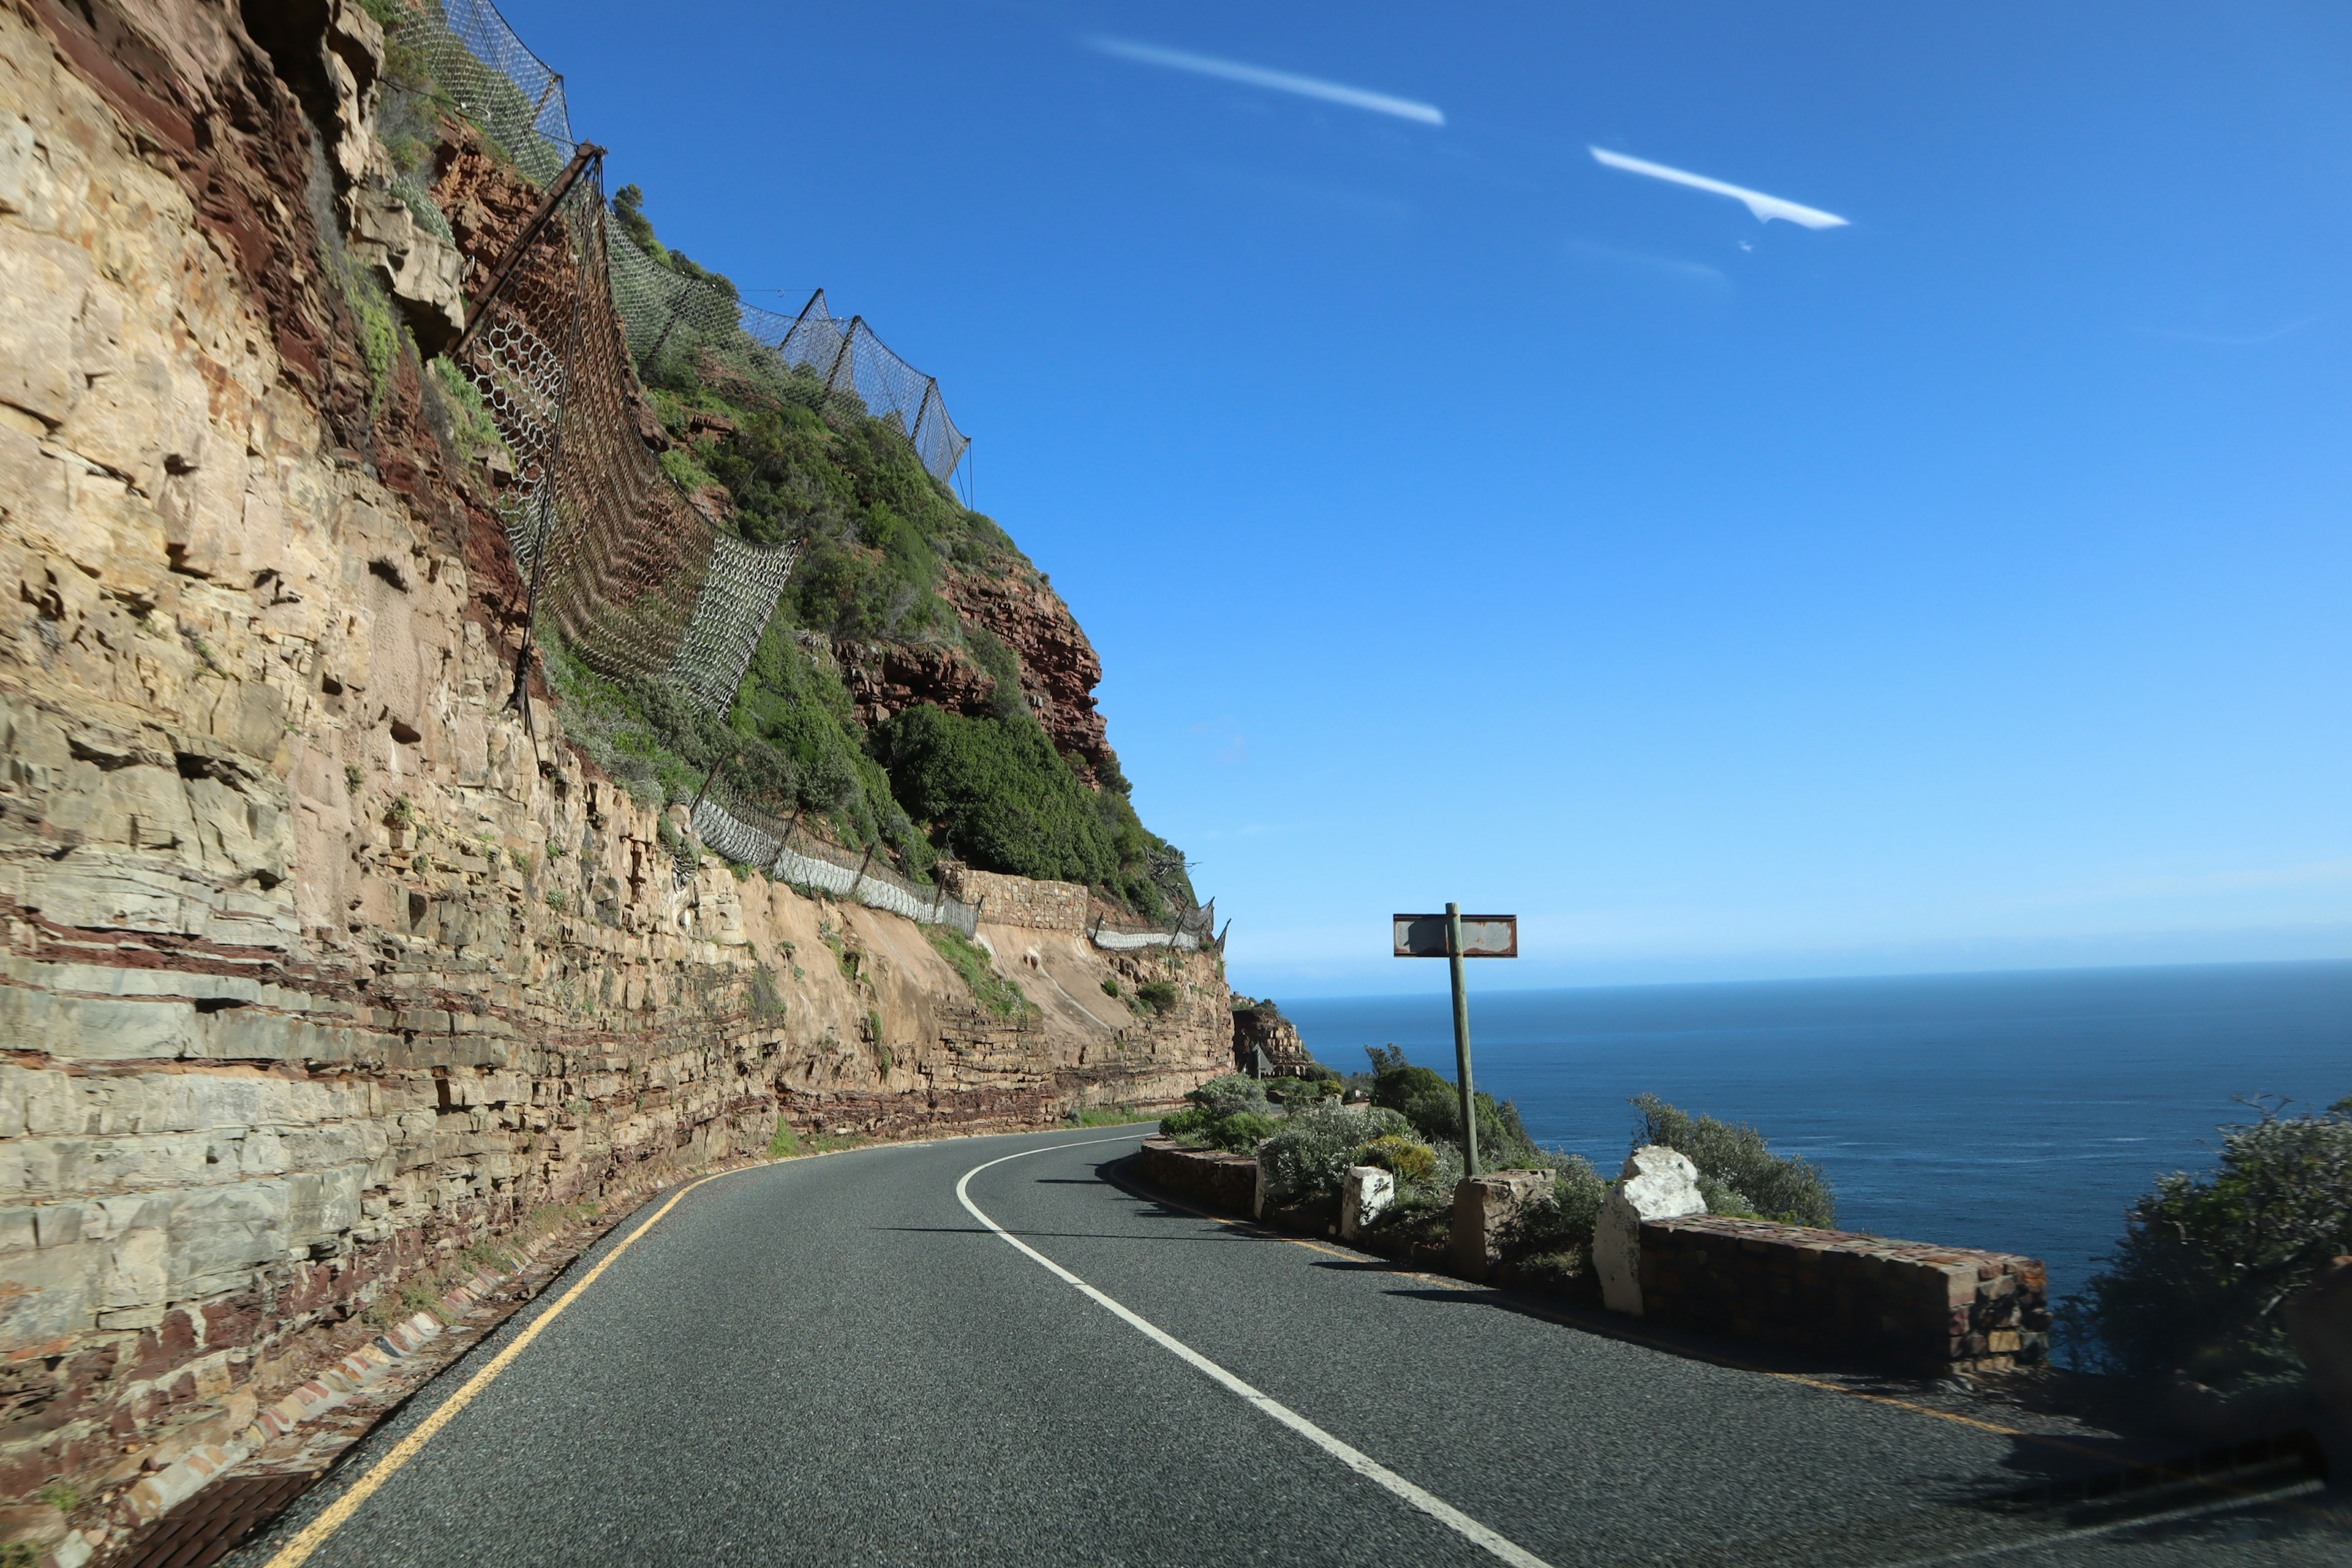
[1284,960,2352,1300]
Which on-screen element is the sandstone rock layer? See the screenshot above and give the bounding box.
[0,0,1229,1521]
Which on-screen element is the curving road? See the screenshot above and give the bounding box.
[228,1128,2345,1568]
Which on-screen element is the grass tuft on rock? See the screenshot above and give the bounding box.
[925,926,1038,1020]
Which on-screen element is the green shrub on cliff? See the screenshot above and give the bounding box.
[1629,1094,1836,1228]
[607,183,1186,915]
[2063,1095,2352,1389]
[875,704,1170,911]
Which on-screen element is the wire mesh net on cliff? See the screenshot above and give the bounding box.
[449,156,796,714]
[382,0,1029,935]
[390,1,970,486]
[690,779,979,935]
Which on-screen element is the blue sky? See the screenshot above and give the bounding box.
[510,0,2352,996]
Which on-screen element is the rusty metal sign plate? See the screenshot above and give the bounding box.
[1393,914,1518,958]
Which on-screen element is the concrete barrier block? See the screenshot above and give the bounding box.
[1339,1166,1394,1242]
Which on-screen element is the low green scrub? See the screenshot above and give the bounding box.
[1507,1154,1610,1257]
[803,1133,869,1155]
[1355,1135,1437,1183]
[1162,1079,1283,1152]
[766,1121,800,1158]
[1629,1094,1836,1227]
[925,926,1038,1020]
[1262,1076,1339,1109]
[1162,1104,1283,1153]
[1259,1104,1414,1202]
[2064,1095,2352,1391]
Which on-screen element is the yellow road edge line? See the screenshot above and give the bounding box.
[1110,1163,2352,1522]
[260,1122,1125,1565]
[259,1163,747,1568]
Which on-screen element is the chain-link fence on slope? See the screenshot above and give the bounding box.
[390,1,969,486]
[1090,902,1220,953]
[384,0,989,929]
[689,780,981,935]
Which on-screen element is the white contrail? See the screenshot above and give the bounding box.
[1090,37,1445,127]
[1589,146,1848,228]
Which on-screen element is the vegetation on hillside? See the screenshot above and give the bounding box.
[2063,1095,2352,1392]
[542,184,1187,910]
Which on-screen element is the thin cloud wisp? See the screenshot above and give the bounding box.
[1589,147,1848,229]
[1090,37,1445,127]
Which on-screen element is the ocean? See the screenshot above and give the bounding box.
[1284,960,2352,1300]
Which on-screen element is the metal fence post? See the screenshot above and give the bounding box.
[823,317,862,399]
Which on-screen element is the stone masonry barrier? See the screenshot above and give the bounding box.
[1129,1140,2050,1379]
[1136,1138,1259,1215]
[1452,1170,1556,1281]
[940,867,1091,931]
[1638,1213,2051,1374]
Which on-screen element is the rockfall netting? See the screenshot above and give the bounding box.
[1091,902,1219,952]
[690,781,979,935]
[388,0,969,483]
[385,0,984,928]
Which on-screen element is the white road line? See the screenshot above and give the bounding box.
[956,1140,1556,1568]
[1876,1478,2328,1567]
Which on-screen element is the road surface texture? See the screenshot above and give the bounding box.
[228,1128,2350,1568]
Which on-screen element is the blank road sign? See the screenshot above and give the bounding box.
[1393,914,1518,959]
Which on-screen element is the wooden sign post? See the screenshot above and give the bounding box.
[1392,906,1518,1176]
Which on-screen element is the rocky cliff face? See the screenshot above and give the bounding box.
[0,0,1227,1525]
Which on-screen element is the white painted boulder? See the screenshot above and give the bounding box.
[1596,1145,1705,1316]
[1339,1166,1395,1241]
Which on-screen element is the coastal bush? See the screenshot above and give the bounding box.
[1259,1105,1413,1201]
[2064,1095,2352,1390]
[1507,1153,1610,1256]
[1135,979,1180,1015]
[1162,1105,1281,1154]
[1629,1094,1836,1227]
[1354,1135,1436,1184]
[1365,1046,1542,1168]
[1264,1076,1338,1109]
[1185,1076,1273,1117]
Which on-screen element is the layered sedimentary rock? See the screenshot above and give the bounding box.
[942,568,1114,778]
[0,0,1229,1521]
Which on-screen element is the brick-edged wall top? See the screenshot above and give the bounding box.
[1643,1213,2046,1287]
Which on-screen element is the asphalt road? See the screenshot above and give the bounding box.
[227,1128,2350,1568]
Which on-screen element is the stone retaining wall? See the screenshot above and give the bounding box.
[940,867,1090,931]
[1639,1214,2049,1374]
[1134,1138,1257,1215]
